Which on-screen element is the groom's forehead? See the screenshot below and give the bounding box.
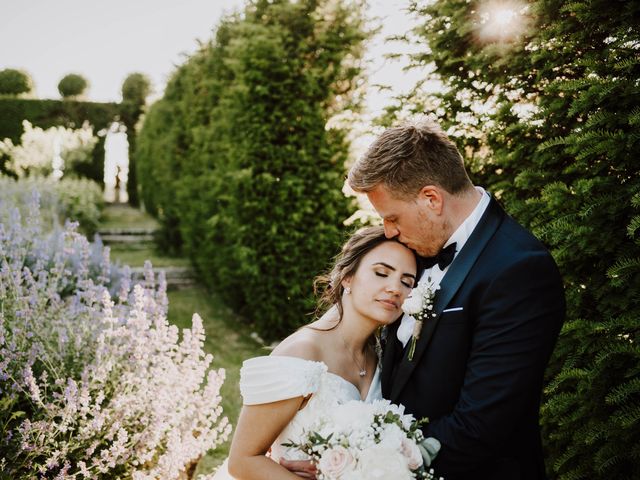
[366,186,395,210]
[368,196,407,221]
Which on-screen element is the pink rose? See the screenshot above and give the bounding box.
[317,446,355,478]
[400,437,423,470]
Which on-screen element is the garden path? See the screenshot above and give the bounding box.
[99,203,195,289]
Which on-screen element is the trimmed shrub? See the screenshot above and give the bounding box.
[122,72,152,105]
[58,73,89,98]
[0,68,32,95]
[395,0,640,478]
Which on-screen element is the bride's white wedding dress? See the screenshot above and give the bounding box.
[212,355,382,479]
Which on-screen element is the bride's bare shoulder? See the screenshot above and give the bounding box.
[271,326,329,363]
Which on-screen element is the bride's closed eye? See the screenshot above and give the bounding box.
[401,279,414,288]
[375,271,413,289]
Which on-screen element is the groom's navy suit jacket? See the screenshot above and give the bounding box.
[381,197,565,480]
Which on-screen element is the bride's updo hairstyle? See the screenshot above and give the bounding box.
[314,225,419,323]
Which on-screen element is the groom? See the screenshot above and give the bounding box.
[347,121,566,480]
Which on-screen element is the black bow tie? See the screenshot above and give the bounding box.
[422,242,457,271]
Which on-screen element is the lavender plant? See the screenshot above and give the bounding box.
[0,194,231,479]
[0,175,104,237]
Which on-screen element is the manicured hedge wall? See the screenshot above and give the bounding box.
[0,98,119,182]
[137,0,368,341]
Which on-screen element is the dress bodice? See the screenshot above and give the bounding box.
[239,355,382,462]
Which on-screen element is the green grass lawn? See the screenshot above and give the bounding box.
[108,244,191,268]
[100,204,159,230]
[100,204,190,268]
[167,286,268,476]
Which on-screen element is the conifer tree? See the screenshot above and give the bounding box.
[136,0,368,340]
[394,0,640,477]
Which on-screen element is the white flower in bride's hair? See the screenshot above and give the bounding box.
[317,446,355,478]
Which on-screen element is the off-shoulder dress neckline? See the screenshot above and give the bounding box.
[268,354,380,402]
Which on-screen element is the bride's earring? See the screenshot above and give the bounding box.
[345,287,351,294]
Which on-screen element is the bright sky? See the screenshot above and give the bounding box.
[0,0,425,116]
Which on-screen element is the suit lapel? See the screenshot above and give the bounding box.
[389,198,505,402]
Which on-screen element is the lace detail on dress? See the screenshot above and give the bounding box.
[240,355,328,405]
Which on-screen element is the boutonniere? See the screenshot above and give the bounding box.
[401,277,440,361]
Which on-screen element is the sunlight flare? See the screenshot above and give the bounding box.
[476,0,530,43]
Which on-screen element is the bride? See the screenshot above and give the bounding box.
[213,226,419,479]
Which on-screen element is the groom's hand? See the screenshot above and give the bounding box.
[279,459,317,479]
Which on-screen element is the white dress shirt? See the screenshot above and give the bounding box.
[397,187,491,347]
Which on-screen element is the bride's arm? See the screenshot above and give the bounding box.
[227,396,308,480]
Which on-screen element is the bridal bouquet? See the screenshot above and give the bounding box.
[283,399,442,480]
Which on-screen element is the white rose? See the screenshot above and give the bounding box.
[400,437,424,470]
[355,445,412,479]
[378,423,404,451]
[385,402,406,417]
[401,292,423,315]
[329,401,374,432]
[317,446,355,479]
[370,399,392,415]
[399,412,415,430]
[340,470,366,480]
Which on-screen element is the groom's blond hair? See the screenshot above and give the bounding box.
[348,120,473,198]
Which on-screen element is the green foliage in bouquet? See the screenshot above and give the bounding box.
[392,0,640,478]
[136,0,369,341]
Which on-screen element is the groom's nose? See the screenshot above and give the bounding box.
[383,220,400,239]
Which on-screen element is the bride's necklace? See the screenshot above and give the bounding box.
[341,334,368,377]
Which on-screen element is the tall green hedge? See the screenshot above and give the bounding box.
[396,0,640,478]
[0,98,118,181]
[137,0,368,340]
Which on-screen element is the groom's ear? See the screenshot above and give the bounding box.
[417,185,444,214]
